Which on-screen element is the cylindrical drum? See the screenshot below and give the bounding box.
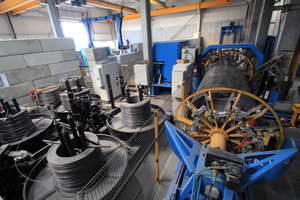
[120,96,152,129]
[59,88,91,111]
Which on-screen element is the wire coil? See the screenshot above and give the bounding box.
[0,109,36,143]
[46,132,107,197]
[120,96,152,129]
[38,87,62,105]
[59,76,84,90]
[59,88,91,111]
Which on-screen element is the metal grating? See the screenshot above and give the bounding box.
[74,81,186,200]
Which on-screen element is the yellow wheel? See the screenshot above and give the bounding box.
[174,88,284,152]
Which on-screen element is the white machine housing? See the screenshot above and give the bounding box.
[93,61,121,102]
[134,64,150,85]
[181,47,201,63]
[172,62,195,116]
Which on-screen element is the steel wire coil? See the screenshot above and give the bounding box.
[59,88,91,111]
[59,76,84,90]
[0,109,36,143]
[38,87,62,105]
[46,132,107,197]
[120,96,152,129]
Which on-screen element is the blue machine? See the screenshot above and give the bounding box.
[165,120,298,200]
[164,44,298,200]
[220,24,243,44]
[81,13,125,49]
[152,40,189,95]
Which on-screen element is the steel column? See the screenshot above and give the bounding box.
[279,35,300,100]
[254,0,275,53]
[5,13,17,39]
[46,0,64,38]
[246,0,263,43]
[140,0,153,83]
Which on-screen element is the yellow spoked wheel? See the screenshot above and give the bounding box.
[174,88,284,152]
[201,50,254,81]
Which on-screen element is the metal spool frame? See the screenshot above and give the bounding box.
[174,88,284,151]
[23,134,128,200]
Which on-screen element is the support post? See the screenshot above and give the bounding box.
[187,75,191,96]
[154,109,160,184]
[181,81,185,130]
[279,35,300,100]
[140,0,153,83]
[46,0,64,38]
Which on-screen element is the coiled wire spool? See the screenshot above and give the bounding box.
[46,132,107,197]
[120,96,152,129]
[59,76,84,90]
[38,87,62,105]
[59,88,91,111]
[0,109,36,143]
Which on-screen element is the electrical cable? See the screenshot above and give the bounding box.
[38,87,62,105]
[0,109,36,143]
[120,97,152,129]
[192,166,226,200]
[46,132,107,197]
[206,182,214,200]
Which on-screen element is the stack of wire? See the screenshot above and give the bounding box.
[120,96,152,128]
[59,88,91,111]
[0,97,36,143]
[38,87,62,105]
[59,76,84,90]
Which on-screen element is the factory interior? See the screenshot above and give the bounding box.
[0,0,300,199]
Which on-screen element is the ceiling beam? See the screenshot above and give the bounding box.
[150,0,166,8]
[10,0,41,15]
[123,0,232,20]
[0,0,35,14]
[87,0,137,14]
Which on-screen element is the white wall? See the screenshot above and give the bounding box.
[119,0,248,49]
[0,5,113,43]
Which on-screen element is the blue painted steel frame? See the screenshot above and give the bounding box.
[195,44,264,91]
[82,13,124,49]
[220,25,243,44]
[164,119,298,200]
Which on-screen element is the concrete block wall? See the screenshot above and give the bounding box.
[0,38,79,105]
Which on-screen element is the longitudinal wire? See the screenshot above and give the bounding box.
[38,87,62,105]
[46,132,107,197]
[0,109,36,143]
[120,97,152,129]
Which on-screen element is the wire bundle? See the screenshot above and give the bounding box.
[0,109,36,143]
[59,76,84,90]
[46,132,106,197]
[120,97,152,129]
[38,87,62,105]
[59,88,91,111]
